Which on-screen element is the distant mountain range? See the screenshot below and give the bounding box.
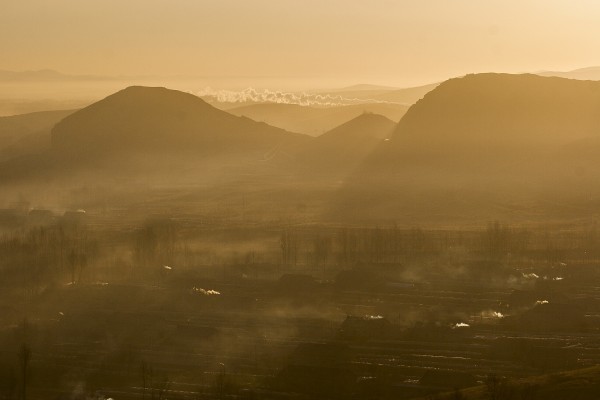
[297,113,396,178]
[0,85,399,219]
[324,83,400,92]
[0,69,109,82]
[537,66,600,81]
[352,83,439,106]
[4,74,600,224]
[1,86,396,182]
[227,102,407,136]
[205,82,431,136]
[0,109,75,162]
[331,82,440,105]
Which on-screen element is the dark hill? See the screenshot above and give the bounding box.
[297,113,396,178]
[334,74,600,224]
[51,86,308,159]
[392,73,600,148]
[0,87,311,188]
[318,112,395,142]
[0,109,75,161]
[227,102,407,136]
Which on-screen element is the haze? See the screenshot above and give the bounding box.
[3,0,600,88]
[5,2,600,400]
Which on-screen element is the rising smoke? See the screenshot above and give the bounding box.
[195,87,400,107]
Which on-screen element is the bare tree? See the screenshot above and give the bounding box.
[280,227,297,268]
[486,373,514,400]
[452,387,465,400]
[1,367,16,400]
[141,361,171,400]
[19,343,31,400]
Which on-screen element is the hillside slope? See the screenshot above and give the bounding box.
[0,109,75,161]
[298,113,396,178]
[227,102,408,136]
[334,73,600,223]
[0,86,312,187]
[51,86,308,159]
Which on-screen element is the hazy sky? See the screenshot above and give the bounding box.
[3,0,600,87]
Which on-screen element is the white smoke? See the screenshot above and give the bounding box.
[195,87,400,107]
[191,287,221,296]
[479,310,505,319]
[522,272,539,279]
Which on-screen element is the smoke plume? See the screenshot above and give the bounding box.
[195,87,400,107]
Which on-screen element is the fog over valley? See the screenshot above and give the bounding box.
[4,2,600,400]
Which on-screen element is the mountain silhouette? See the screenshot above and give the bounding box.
[335,73,600,223]
[0,86,310,185]
[0,69,107,82]
[0,109,75,161]
[537,66,600,81]
[227,102,407,136]
[392,73,600,146]
[298,113,396,177]
[318,112,395,142]
[51,86,308,159]
[325,84,400,92]
[371,82,439,105]
[313,82,438,106]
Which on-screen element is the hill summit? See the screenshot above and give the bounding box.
[391,73,600,148]
[298,113,395,177]
[51,86,306,158]
[335,73,600,223]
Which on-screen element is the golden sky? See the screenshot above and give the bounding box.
[3,0,600,87]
